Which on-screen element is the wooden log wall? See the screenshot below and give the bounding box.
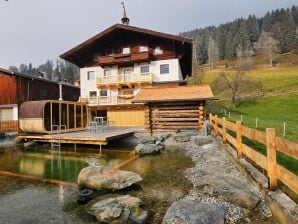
[148,101,205,132]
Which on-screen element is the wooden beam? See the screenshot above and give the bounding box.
[266,128,277,190]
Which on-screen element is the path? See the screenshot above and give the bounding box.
[163,133,280,224]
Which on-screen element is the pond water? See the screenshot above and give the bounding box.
[0,141,193,224]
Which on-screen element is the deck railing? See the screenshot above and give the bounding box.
[79,96,133,105]
[96,73,153,86]
[209,113,298,194]
[0,120,18,132]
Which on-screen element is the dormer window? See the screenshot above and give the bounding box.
[122,47,130,54]
[154,46,163,55]
[140,46,148,52]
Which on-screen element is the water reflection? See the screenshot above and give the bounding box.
[0,147,135,183]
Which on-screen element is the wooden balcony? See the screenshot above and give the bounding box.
[98,52,150,66]
[79,96,133,106]
[96,72,153,88]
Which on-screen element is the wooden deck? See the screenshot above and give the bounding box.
[16,128,137,145]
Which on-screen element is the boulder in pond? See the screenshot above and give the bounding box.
[78,166,142,191]
[135,143,164,155]
[87,194,148,224]
[137,135,157,144]
[163,198,225,224]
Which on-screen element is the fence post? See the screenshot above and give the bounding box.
[214,115,218,134]
[236,121,243,157]
[209,113,212,129]
[222,117,227,142]
[266,128,277,190]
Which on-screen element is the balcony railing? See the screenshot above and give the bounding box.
[98,52,150,66]
[96,72,153,87]
[79,96,133,106]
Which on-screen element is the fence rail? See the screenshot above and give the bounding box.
[0,120,18,132]
[209,114,298,194]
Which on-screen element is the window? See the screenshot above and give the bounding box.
[154,46,163,55]
[140,46,148,52]
[124,69,133,75]
[104,70,112,76]
[122,47,130,54]
[160,64,169,74]
[87,71,95,80]
[107,49,114,56]
[140,66,149,74]
[100,90,108,96]
[89,91,97,97]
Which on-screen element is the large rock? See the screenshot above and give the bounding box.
[190,136,213,146]
[78,166,142,191]
[88,194,148,224]
[174,132,191,142]
[137,135,157,144]
[163,198,225,224]
[194,175,260,209]
[135,143,164,155]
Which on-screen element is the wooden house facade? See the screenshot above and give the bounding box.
[60,21,193,126]
[0,67,80,122]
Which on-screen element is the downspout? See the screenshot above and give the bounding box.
[27,78,34,101]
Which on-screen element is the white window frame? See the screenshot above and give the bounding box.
[140,65,150,74]
[104,70,112,76]
[87,71,95,81]
[122,47,130,54]
[89,91,97,97]
[160,64,170,74]
[99,89,108,97]
[140,45,148,52]
[154,46,163,55]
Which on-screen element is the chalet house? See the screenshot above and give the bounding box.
[0,67,80,122]
[60,10,214,131]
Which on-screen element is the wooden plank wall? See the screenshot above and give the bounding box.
[108,108,145,126]
[209,114,298,194]
[0,120,18,132]
[148,102,205,132]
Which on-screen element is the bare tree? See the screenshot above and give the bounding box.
[207,36,219,70]
[190,38,205,84]
[236,45,253,71]
[254,32,277,67]
[212,71,263,108]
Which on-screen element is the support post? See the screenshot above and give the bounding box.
[236,121,243,157]
[214,115,218,134]
[209,113,212,129]
[266,128,277,190]
[222,117,227,143]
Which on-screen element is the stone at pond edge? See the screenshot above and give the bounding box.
[135,143,164,155]
[163,198,225,224]
[190,136,213,146]
[87,195,148,224]
[78,166,142,191]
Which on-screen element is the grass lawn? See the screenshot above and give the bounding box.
[217,93,298,142]
[203,65,298,93]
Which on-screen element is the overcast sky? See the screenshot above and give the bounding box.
[0,0,296,68]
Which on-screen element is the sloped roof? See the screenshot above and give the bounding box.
[60,23,192,60]
[132,85,215,103]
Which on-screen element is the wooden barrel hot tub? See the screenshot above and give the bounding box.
[19,100,88,134]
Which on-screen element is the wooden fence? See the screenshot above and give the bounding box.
[209,114,298,194]
[0,120,18,132]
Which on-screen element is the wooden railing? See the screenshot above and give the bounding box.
[96,73,153,86]
[79,96,133,105]
[209,114,298,194]
[0,120,18,132]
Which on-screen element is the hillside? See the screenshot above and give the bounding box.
[197,53,298,142]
